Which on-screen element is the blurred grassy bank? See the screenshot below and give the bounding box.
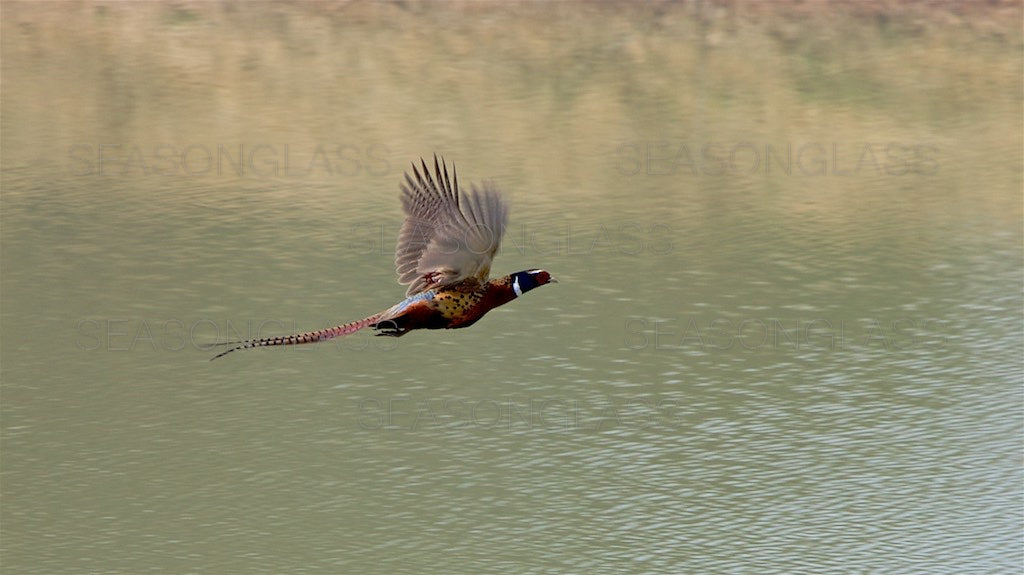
[2,1,1020,220]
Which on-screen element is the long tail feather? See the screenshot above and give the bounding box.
[209,313,383,360]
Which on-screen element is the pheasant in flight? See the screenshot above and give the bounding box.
[211,156,555,360]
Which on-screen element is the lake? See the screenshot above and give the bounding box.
[2,2,1021,573]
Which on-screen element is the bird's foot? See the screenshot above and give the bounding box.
[372,320,407,337]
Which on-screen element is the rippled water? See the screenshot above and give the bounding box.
[2,3,1021,574]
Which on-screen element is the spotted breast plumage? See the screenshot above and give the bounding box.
[211,156,555,360]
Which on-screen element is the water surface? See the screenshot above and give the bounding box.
[2,3,1021,573]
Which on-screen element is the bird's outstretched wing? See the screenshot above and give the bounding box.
[395,156,508,296]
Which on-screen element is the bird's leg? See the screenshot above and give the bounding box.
[372,319,408,337]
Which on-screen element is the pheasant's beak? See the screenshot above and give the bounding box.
[549,277,558,284]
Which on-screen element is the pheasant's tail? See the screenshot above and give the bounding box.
[209,313,384,360]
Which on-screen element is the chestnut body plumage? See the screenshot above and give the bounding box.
[212,157,554,360]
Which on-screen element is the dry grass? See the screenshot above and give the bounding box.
[2,1,1020,218]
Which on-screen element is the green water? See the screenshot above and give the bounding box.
[2,3,1021,574]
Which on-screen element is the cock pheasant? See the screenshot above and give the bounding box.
[211,156,555,360]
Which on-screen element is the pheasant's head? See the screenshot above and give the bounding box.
[510,269,557,297]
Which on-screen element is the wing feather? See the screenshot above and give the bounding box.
[394,156,508,296]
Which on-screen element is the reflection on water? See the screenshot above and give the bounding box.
[2,3,1021,574]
